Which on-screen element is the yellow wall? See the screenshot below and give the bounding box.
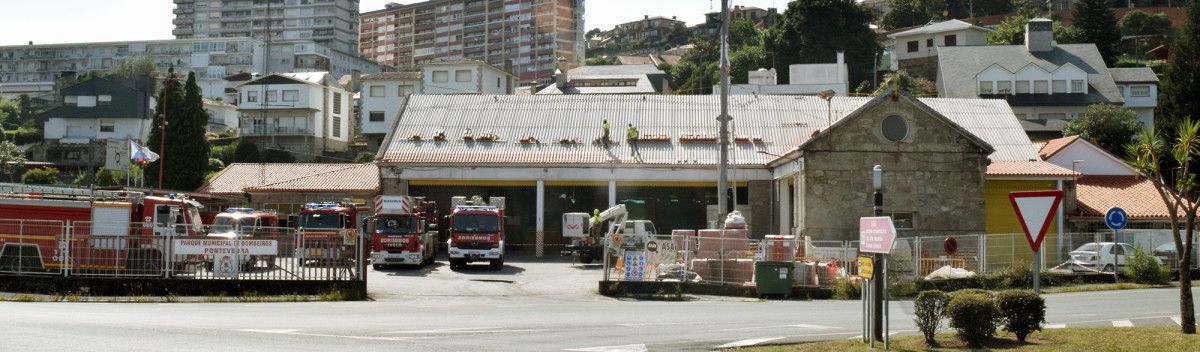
[984,179,1061,265]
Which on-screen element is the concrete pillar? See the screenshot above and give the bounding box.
[536,180,545,257]
[1055,179,1064,265]
[778,178,791,236]
[608,180,616,207]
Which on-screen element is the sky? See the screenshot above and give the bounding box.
[0,0,785,46]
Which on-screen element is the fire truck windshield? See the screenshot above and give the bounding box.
[452,214,499,233]
[300,213,341,229]
[375,216,418,234]
[212,217,256,233]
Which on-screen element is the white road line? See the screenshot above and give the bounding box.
[383,327,498,334]
[788,324,839,330]
[385,327,544,335]
[1112,320,1134,327]
[713,324,838,332]
[235,329,421,341]
[1171,317,1182,326]
[1044,324,1066,329]
[615,322,691,327]
[714,337,787,349]
[562,343,648,352]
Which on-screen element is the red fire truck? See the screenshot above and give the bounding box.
[296,202,368,266]
[446,196,505,270]
[369,196,438,269]
[0,183,205,274]
[205,207,281,271]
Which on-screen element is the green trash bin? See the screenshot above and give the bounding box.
[755,261,794,297]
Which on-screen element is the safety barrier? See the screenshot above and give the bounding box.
[0,219,364,281]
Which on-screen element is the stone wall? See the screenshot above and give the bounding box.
[799,95,990,241]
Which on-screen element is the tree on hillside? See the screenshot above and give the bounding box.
[872,70,937,96]
[1126,120,1199,335]
[666,38,718,94]
[0,140,25,182]
[987,15,1083,45]
[880,0,931,31]
[586,28,602,39]
[1121,10,1174,37]
[763,0,880,86]
[1073,0,1123,66]
[1062,104,1144,155]
[233,140,261,163]
[144,67,183,190]
[164,72,211,191]
[16,94,35,126]
[110,56,158,94]
[1157,0,1200,138]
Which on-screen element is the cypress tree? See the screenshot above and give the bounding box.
[1072,0,1122,67]
[165,72,211,191]
[145,67,183,189]
[1159,0,1200,137]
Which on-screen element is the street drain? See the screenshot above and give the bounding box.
[470,279,515,284]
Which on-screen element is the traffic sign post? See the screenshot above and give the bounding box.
[1009,190,1063,294]
[1106,207,1128,283]
[859,216,896,347]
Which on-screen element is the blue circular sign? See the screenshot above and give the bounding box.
[1106,207,1128,231]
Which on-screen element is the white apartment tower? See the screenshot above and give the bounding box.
[173,0,361,55]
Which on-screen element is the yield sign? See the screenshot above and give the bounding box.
[1008,190,1063,252]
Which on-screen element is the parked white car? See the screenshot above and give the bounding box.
[1069,242,1161,273]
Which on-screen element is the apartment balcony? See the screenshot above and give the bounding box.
[240,125,311,136]
[173,7,194,15]
[173,0,194,3]
[173,17,194,25]
[173,28,194,36]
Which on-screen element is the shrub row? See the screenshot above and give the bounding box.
[915,289,1045,347]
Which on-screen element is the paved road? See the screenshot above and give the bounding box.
[2,279,1197,352]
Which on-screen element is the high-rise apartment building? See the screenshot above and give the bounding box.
[172,0,361,55]
[359,0,585,83]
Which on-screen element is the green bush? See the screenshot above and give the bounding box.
[233,140,260,163]
[260,147,295,163]
[832,278,861,300]
[21,167,59,185]
[950,288,994,299]
[914,290,949,346]
[207,158,225,172]
[996,290,1045,343]
[889,280,919,298]
[94,169,125,187]
[945,292,1000,347]
[13,127,41,145]
[995,260,1033,289]
[1125,244,1170,285]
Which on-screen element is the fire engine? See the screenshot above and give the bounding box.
[204,207,281,271]
[446,196,505,270]
[0,183,204,273]
[369,195,438,269]
[296,202,368,266]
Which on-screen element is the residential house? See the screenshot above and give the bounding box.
[690,6,778,36]
[1109,67,1159,131]
[34,76,151,171]
[597,15,687,56]
[536,64,671,95]
[359,60,514,151]
[937,19,1127,139]
[885,19,991,80]
[236,72,352,161]
[713,52,849,96]
[203,98,238,134]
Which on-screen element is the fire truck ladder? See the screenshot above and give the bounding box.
[0,182,137,201]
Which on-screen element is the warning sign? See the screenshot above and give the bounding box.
[623,251,646,281]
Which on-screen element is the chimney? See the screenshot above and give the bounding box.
[836,51,846,85]
[644,15,649,20]
[1025,18,1054,53]
[28,41,32,46]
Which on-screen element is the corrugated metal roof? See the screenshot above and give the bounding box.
[379,95,1039,167]
[197,163,377,195]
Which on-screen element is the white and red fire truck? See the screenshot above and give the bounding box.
[369,195,438,269]
[296,202,368,266]
[446,196,506,270]
[0,183,205,273]
[205,207,282,271]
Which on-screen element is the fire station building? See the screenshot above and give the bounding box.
[376,92,1076,250]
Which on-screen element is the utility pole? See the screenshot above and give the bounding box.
[717,0,732,225]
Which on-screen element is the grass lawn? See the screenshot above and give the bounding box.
[735,326,1199,351]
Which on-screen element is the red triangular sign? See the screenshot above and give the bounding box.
[1008,190,1063,252]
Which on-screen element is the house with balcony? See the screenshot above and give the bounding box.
[885,19,990,80]
[936,19,1129,139]
[236,72,351,161]
[358,60,514,152]
[203,98,238,134]
[34,76,151,170]
[1109,67,1158,131]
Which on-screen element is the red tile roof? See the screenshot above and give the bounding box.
[986,161,1080,178]
[197,163,379,195]
[1076,175,1178,219]
[1037,135,1080,160]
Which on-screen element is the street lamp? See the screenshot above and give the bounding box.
[818,89,836,127]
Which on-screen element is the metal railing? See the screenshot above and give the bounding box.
[0,219,363,281]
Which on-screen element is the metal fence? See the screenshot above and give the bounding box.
[0,219,363,281]
[600,230,1200,288]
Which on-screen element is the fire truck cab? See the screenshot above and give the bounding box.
[296,202,366,266]
[205,208,281,270]
[369,196,438,268]
[446,196,505,271]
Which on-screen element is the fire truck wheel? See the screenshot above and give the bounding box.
[489,257,503,270]
[373,264,383,270]
[449,259,465,271]
[579,255,594,265]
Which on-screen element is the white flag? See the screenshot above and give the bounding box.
[129,140,160,164]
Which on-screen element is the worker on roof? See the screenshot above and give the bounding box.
[627,123,639,157]
[602,119,610,148]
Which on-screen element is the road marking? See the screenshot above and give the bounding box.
[384,327,544,335]
[384,327,498,334]
[714,337,787,349]
[563,344,648,352]
[1172,317,1182,326]
[1112,320,1134,327]
[713,324,837,332]
[788,324,838,330]
[1045,324,1065,329]
[615,322,691,327]
[235,329,421,341]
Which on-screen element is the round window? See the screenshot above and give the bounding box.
[881,115,909,142]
